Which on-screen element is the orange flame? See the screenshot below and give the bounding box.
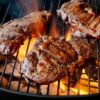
[15,36,98,95]
[14,29,98,95]
[65,27,73,41]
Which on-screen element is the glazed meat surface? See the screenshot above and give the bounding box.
[0,11,51,55]
[21,36,92,85]
[57,0,100,38]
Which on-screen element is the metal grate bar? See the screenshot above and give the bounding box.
[37,84,40,94]
[87,39,91,95]
[17,73,22,91]
[26,83,30,93]
[17,37,31,92]
[57,0,61,9]
[76,69,80,95]
[49,0,54,12]
[6,7,25,89]
[87,0,90,4]
[10,10,16,19]
[0,57,8,86]
[57,80,60,95]
[7,51,19,89]
[1,3,11,24]
[94,0,100,94]
[97,40,100,93]
[18,1,34,93]
[46,0,55,95]
[67,72,70,95]
[43,0,46,10]
[88,65,90,94]
[0,0,100,96]
[0,2,14,88]
[47,83,50,95]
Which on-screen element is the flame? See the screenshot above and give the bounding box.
[16,36,98,95]
[65,27,73,41]
[14,31,99,95]
[49,20,60,38]
[14,37,37,60]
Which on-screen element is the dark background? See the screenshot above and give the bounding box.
[0,0,100,23]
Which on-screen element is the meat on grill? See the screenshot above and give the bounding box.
[21,36,92,85]
[57,0,100,39]
[0,11,52,55]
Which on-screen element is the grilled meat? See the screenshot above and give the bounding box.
[0,11,52,55]
[21,36,92,85]
[69,37,92,60]
[57,0,100,38]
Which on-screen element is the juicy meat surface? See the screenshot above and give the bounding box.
[57,0,100,38]
[69,37,93,60]
[21,36,92,85]
[0,11,51,55]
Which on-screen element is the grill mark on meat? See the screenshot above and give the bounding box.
[38,39,68,64]
[48,37,77,63]
[69,37,92,60]
[42,53,68,83]
[22,49,68,84]
[87,16,100,29]
[58,0,100,38]
[78,12,92,24]
[85,15,96,27]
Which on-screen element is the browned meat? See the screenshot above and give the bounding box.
[57,0,100,38]
[21,36,92,85]
[69,37,92,60]
[69,37,93,78]
[0,11,52,55]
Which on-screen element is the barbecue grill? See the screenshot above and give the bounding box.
[0,0,100,98]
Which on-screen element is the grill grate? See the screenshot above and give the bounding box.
[0,0,100,97]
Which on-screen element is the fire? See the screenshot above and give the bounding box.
[14,31,99,96]
[14,38,36,60]
[65,27,73,41]
[14,32,41,60]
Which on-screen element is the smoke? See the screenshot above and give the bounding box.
[17,0,39,16]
